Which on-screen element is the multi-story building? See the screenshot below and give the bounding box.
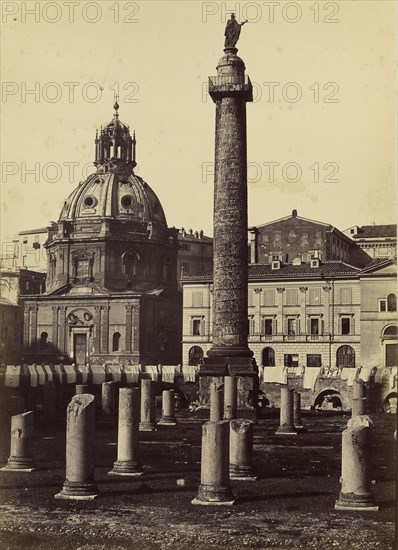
[343,224,397,267]
[0,224,56,273]
[182,260,361,369]
[177,228,213,280]
[249,210,353,265]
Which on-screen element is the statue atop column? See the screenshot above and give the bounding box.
[224,14,248,48]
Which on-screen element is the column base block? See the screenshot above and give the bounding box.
[139,423,157,431]
[276,426,298,435]
[335,492,378,511]
[55,492,98,501]
[55,480,98,500]
[230,474,257,481]
[1,466,35,473]
[335,500,379,512]
[158,417,177,426]
[108,470,144,477]
[191,497,236,506]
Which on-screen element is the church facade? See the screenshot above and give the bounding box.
[22,102,181,366]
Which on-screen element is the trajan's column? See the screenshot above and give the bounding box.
[201,15,258,415]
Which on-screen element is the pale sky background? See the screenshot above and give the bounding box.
[1,0,396,242]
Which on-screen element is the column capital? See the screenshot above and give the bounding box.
[276,287,285,293]
[299,286,308,293]
[253,287,262,294]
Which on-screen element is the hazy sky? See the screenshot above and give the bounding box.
[1,0,396,242]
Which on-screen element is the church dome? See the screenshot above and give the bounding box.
[58,100,167,226]
[59,172,167,225]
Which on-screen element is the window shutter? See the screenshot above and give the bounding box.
[321,320,325,335]
[296,318,300,335]
[201,319,206,335]
[306,318,310,335]
[272,319,277,335]
[351,318,354,335]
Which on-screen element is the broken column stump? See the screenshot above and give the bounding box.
[192,420,235,506]
[276,387,297,435]
[159,390,177,425]
[229,419,256,480]
[139,379,157,431]
[210,381,224,422]
[1,411,35,472]
[101,381,115,419]
[352,379,366,418]
[109,387,143,476]
[335,418,378,511]
[55,394,98,500]
[75,384,89,395]
[224,376,237,420]
[293,390,305,431]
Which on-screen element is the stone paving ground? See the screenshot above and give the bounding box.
[0,409,396,550]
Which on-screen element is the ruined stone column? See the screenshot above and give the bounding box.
[109,388,143,476]
[139,379,157,431]
[352,379,366,418]
[192,420,235,505]
[210,381,224,422]
[76,384,89,395]
[102,381,115,418]
[335,421,378,511]
[159,390,176,425]
[43,380,57,421]
[1,411,35,472]
[55,394,98,500]
[230,419,256,480]
[293,390,305,430]
[224,376,237,420]
[276,387,297,435]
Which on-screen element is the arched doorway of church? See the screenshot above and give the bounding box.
[189,346,203,366]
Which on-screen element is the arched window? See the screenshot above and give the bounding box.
[39,331,48,350]
[189,345,203,366]
[383,325,397,338]
[112,332,121,352]
[262,347,275,367]
[387,294,396,312]
[336,345,355,368]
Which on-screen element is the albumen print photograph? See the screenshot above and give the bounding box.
[0,1,396,549]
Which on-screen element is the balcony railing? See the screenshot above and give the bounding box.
[208,75,252,97]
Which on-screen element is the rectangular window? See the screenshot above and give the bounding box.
[341,317,351,335]
[192,319,201,336]
[263,289,274,306]
[379,299,387,312]
[287,318,297,338]
[307,354,322,368]
[76,259,89,278]
[284,354,299,368]
[192,291,203,307]
[248,289,254,307]
[181,244,190,251]
[248,317,255,335]
[286,289,298,306]
[181,262,189,274]
[309,288,321,305]
[264,318,273,336]
[340,288,352,304]
[310,318,319,335]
